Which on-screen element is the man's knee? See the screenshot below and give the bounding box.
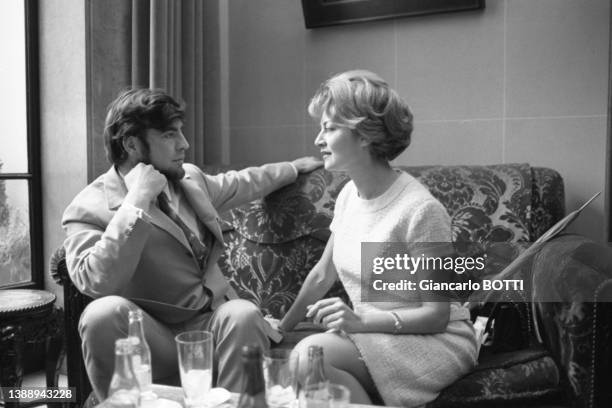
[79,295,132,340]
[213,299,263,329]
[209,299,268,391]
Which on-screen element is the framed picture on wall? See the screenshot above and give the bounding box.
[301,0,485,29]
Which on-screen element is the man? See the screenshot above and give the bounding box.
[62,88,321,399]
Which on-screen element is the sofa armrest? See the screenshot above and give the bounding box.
[530,167,565,240]
[48,247,94,407]
[530,234,612,408]
[593,281,612,408]
[49,246,68,286]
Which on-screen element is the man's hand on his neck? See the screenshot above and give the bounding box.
[122,163,168,213]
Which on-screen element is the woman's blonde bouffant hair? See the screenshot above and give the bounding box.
[308,70,413,162]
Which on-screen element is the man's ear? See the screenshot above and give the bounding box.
[122,135,142,156]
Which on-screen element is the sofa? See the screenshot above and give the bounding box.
[50,163,612,407]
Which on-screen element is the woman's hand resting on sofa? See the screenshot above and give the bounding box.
[306,297,365,333]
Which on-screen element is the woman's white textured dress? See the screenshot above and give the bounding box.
[329,171,478,407]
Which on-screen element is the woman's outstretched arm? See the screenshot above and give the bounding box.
[279,235,338,331]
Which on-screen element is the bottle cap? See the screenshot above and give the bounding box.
[128,309,143,320]
[115,338,134,354]
[241,344,262,359]
[308,345,323,358]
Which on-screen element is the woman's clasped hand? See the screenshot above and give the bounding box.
[306,298,364,333]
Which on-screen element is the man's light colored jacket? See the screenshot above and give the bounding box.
[62,162,297,324]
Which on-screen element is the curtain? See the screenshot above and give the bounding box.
[131,0,206,165]
[87,0,209,178]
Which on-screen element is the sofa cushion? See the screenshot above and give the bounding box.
[219,230,348,318]
[436,240,531,303]
[530,167,565,240]
[222,169,349,244]
[428,348,562,407]
[221,163,534,246]
[406,163,532,244]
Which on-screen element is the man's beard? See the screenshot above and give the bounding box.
[140,144,185,181]
[160,166,186,181]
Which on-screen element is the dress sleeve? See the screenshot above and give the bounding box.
[406,198,452,243]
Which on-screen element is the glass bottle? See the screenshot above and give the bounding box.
[303,345,328,389]
[107,338,140,408]
[237,345,268,408]
[128,309,156,400]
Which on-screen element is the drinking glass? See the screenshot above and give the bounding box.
[263,349,299,408]
[326,384,350,408]
[175,331,213,408]
[299,383,350,408]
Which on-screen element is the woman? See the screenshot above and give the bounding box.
[278,70,477,407]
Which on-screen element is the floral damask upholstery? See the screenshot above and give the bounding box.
[220,233,349,317]
[408,164,532,244]
[215,163,561,318]
[220,168,349,244]
[428,348,562,407]
[530,167,566,239]
[531,235,612,408]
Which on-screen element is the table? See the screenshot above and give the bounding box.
[149,384,380,408]
[0,290,64,408]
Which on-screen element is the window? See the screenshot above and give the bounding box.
[0,0,41,288]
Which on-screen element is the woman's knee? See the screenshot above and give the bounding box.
[293,333,336,379]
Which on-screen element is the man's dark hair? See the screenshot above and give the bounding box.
[103,88,185,165]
